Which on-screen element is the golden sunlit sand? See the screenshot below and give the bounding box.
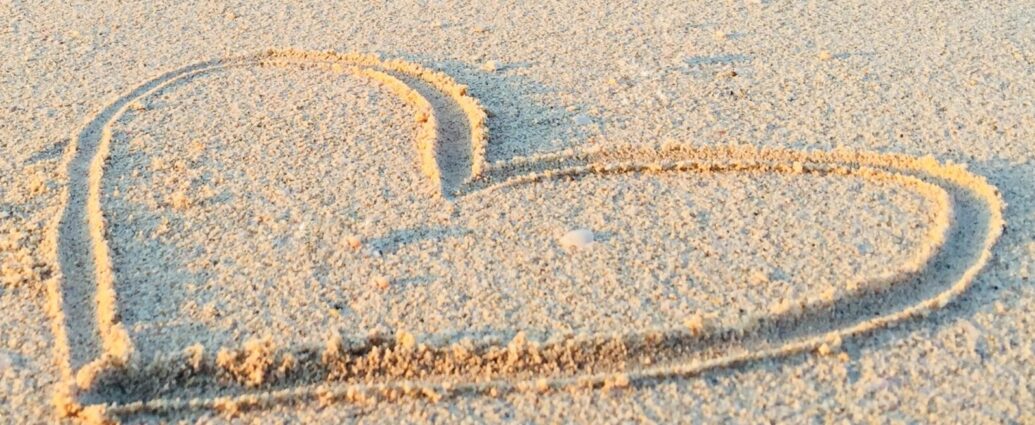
[2,2,1033,423]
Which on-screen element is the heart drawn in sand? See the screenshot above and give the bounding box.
[48,50,1004,420]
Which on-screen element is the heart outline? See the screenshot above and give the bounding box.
[46,49,1005,420]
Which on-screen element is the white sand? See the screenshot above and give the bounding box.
[1,1,1033,423]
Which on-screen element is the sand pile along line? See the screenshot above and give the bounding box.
[47,49,1005,422]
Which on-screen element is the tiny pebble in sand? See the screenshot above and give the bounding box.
[481,60,499,72]
[560,228,594,250]
[344,235,362,250]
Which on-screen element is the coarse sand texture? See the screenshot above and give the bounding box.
[39,49,1005,422]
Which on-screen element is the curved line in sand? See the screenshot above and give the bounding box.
[49,50,1005,421]
[50,49,490,418]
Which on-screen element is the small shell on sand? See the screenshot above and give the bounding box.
[559,228,594,250]
[818,50,834,61]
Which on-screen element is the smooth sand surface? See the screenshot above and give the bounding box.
[1,1,1033,423]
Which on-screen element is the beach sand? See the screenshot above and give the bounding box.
[1,1,1033,423]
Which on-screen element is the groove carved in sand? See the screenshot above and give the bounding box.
[49,49,1005,422]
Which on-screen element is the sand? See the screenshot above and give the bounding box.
[1,1,1033,423]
